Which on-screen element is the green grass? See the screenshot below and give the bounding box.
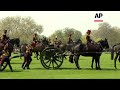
[0,53,120,79]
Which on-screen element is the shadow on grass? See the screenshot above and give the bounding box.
[30,67,120,71]
[11,62,22,64]
[1,69,23,72]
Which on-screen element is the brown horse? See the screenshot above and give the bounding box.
[111,43,120,69]
[20,38,49,60]
[58,39,83,61]
[32,38,49,59]
[69,38,109,70]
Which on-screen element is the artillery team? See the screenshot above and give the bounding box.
[0,29,110,71]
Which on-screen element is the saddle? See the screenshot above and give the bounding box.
[85,42,99,51]
[31,42,36,47]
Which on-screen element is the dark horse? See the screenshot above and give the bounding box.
[20,38,49,60]
[69,38,109,70]
[0,38,20,55]
[111,43,120,69]
[32,38,49,59]
[9,38,20,47]
[59,39,82,53]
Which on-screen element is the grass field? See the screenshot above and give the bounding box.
[0,53,120,79]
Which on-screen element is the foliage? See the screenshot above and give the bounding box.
[49,27,82,43]
[0,16,43,44]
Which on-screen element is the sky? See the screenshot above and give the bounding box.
[0,11,120,37]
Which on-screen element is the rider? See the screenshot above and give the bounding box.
[86,30,94,50]
[1,30,9,45]
[0,42,13,71]
[32,33,39,47]
[54,36,59,45]
[67,33,73,44]
[54,36,59,48]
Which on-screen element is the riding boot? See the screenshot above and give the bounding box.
[26,61,30,69]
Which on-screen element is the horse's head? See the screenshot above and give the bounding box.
[98,38,109,49]
[41,38,49,46]
[13,38,20,47]
[75,39,82,44]
[9,38,20,47]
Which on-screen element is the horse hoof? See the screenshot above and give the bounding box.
[23,67,25,70]
[91,66,93,69]
[69,60,74,63]
[77,68,81,70]
[27,67,30,69]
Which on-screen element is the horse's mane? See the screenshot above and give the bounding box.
[97,39,103,43]
[112,43,120,48]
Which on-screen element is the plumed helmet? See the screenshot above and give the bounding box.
[4,30,7,33]
[34,33,37,36]
[87,30,91,33]
[68,32,72,36]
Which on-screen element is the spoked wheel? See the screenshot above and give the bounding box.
[40,47,64,69]
[0,60,7,71]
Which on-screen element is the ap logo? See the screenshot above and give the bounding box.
[94,13,103,22]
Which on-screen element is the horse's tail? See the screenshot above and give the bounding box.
[111,46,114,60]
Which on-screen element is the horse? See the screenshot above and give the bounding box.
[0,38,20,55]
[69,38,109,70]
[9,38,20,53]
[58,39,82,53]
[32,38,49,59]
[0,38,20,71]
[9,38,20,47]
[111,43,120,69]
[20,38,49,60]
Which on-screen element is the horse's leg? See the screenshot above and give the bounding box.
[33,51,36,58]
[97,56,101,70]
[114,53,118,69]
[36,51,39,60]
[7,58,13,72]
[94,56,98,70]
[74,54,80,69]
[69,55,74,63]
[91,57,94,69]
[69,51,74,63]
[118,54,120,62]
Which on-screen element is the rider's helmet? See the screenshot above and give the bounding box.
[4,30,7,34]
[86,30,91,34]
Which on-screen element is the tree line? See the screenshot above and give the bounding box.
[0,16,120,47]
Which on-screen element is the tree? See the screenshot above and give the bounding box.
[49,27,82,44]
[0,16,43,44]
[91,22,120,47]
